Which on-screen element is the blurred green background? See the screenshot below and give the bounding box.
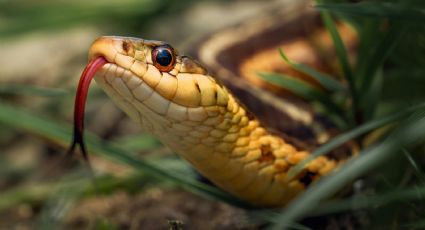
[0,0,424,229]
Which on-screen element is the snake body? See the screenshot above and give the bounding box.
[89,36,339,207]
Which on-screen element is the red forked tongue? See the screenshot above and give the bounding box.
[68,56,108,162]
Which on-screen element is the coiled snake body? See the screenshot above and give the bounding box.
[74,36,343,207]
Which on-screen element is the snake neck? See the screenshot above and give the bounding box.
[157,92,338,207]
[95,66,338,206]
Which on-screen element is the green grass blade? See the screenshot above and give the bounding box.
[0,101,250,208]
[403,149,425,184]
[269,114,425,229]
[272,144,395,229]
[149,156,195,178]
[113,133,162,152]
[357,27,406,93]
[317,1,358,124]
[0,183,53,211]
[362,67,383,120]
[0,0,163,39]
[0,84,69,97]
[36,171,149,229]
[335,2,411,118]
[316,2,425,22]
[279,48,344,92]
[278,48,344,92]
[351,10,409,112]
[287,102,425,180]
[258,72,345,121]
[0,158,193,212]
[308,184,425,217]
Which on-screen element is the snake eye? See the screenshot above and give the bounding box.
[152,45,175,72]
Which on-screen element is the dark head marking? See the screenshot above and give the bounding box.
[122,41,130,52]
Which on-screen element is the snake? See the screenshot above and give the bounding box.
[70,35,348,208]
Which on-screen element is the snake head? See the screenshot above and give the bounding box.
[87,36,232,137]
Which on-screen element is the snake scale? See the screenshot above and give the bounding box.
[71,35,345,207]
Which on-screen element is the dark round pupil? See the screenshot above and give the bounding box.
[155,48,172,66]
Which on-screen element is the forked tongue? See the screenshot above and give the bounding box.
[68,56,107,163]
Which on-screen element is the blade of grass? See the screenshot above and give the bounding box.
[149,156,195,178]
[316,0,358,124]
[308,184,425,217]
[0,173,126,211]
[0,101,251,208]
[317,2,410,117]
[357,26,406,94]
[287,102,425,180]
[269,113,425,229]
[278,48,344,92]
[258,72,345,122]
[0,0,163,39]
[403,148,425,184]
[0,183,53,211]
[0,84,69,97]
[362,67,383,120]
[0,157,195,212]
[113,133,161,152]
[36,171,147,229]
[316,2,425,22]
